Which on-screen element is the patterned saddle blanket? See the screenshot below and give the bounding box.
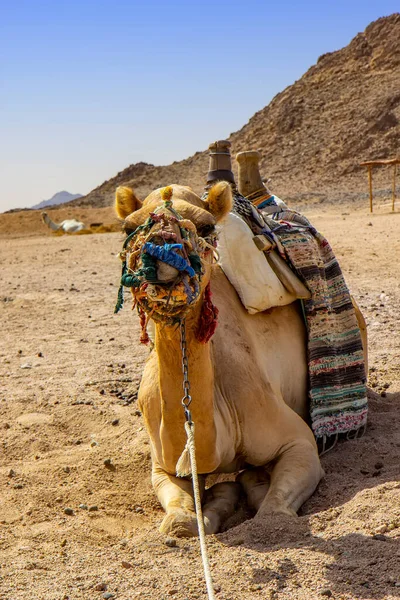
[220,189,368,442]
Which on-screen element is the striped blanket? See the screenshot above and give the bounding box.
[209,187,368,442]
[265,209,368,440]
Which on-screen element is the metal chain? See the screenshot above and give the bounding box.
[180,320,192,423]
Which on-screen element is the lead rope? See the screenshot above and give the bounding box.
[178,320,216,600]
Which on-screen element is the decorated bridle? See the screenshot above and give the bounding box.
[114,186,219,344]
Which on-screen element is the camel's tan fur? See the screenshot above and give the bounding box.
[116,184,323,537]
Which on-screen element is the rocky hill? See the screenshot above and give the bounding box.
[73,14,400,208]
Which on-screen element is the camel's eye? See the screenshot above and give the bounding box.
[197,224,216,238]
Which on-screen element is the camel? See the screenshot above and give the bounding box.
[41,212,85,233]
[115,182,325,538]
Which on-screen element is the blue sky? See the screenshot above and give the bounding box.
[1,1,398,211]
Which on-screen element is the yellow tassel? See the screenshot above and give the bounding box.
[161,186,173,203]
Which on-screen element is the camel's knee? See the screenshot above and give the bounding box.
[237,467,270,512]
[259,440,323,516]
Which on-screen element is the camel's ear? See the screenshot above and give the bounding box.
[115,186,142,219]
[203,181,232,222]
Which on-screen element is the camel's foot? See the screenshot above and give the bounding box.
[202,482,241,533]
[237,467,270,512]
[159,482,241,537]
[255,499,298,520]
[159,510,199,537]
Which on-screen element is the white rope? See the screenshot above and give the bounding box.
[184,420,216,600]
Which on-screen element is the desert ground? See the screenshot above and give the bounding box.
[0,198,399,600]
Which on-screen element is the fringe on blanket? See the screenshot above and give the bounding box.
[266,209,368,440]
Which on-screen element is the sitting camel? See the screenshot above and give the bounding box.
[41,212,85,233]
[115,182,325,537]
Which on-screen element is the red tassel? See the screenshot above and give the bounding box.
[138,306,150,345]
[196,283,219,343]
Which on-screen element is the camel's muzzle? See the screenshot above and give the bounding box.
[115,202,211,325]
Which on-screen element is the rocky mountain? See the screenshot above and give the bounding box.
[33,191,83,210]
[72,14,400,209]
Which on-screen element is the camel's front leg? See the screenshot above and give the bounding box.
[152,463,203,537]
[257,439,323,518]
[152,464,240,537]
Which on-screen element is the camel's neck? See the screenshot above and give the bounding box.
[43,214,60,231]
[155,306,219,474]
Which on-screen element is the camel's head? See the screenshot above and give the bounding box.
[114,183,232,328]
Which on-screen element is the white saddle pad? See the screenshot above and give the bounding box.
[217,212,296,314]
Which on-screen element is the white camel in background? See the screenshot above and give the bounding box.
[41,212,86,233]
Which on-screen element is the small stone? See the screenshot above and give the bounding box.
[320,589,332,597]
[374,461,384,469]
[94,583,107,591]
[14,483,23,489]
[367,222,373,226]
[8,469,15,478]
[21,363,32,369]
[103,458,112,467]
[55,497,63,503]
[372,533,387,541]
[168,590,178,596]
[395,582,400,588]
[63,466,70,473]
[64,508,74,516]
[37,352,43,357]
[88,505,98,512]
[134,410,141,417]
[79,504,88,510]
[381,391,387,398]
[111,419,119,426]
[103,594,115,599]
[165,537,177,547]
[375,524,388,534]
[60,539,67,547]
[90,440,98,447]
[121,560,132,568]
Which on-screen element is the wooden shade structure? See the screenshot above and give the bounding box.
[360,157,400,212]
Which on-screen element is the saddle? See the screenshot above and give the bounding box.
[217,211,310,314]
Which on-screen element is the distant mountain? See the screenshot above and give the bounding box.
[71,13,400,209]
[32,191,83,210]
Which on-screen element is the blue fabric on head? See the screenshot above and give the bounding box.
[143,242,196,277]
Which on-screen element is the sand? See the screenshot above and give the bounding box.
[0,202,399,600]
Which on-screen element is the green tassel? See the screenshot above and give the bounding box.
[140,253,158,282]
[189,253,202,275]
[114,261,127,313]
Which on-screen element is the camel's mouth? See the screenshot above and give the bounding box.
[115,200,216,326]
